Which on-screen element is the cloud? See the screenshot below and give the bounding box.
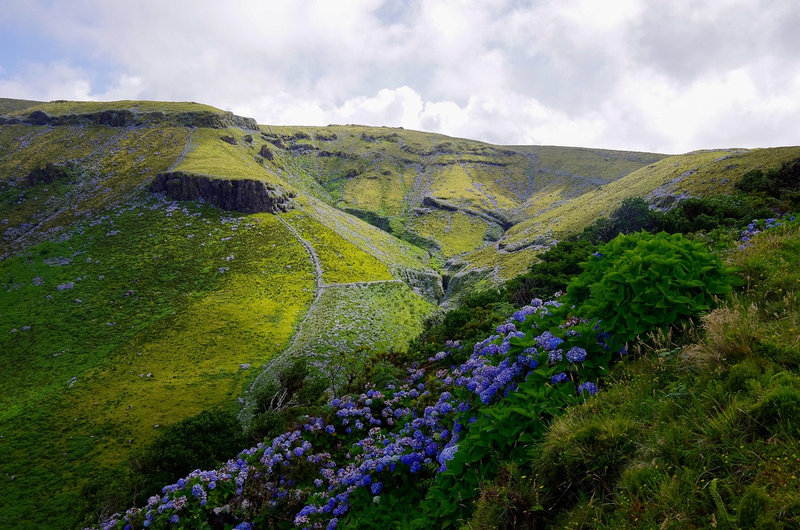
[1,0,799,153]
[0,62,95,102]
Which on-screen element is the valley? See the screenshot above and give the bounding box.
[1,98,799,529]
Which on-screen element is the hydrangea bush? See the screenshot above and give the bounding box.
[89,297,618,530]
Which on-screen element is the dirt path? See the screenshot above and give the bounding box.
[319,279,403,289]
[243,214,324,408]
[166,127,196,172]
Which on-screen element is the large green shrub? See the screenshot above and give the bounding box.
[736,157,800,201]
[131,408,247,502]
[566,231,738,347]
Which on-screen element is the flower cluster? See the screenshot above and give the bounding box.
[739,214,796,249]
[91,297,615,530]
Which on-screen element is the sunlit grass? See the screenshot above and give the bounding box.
[409,210,490,258]
[7,100,222,116]
[0,125,189,256]
[284,209,394,284]
[0,201,314,528]
[289,281,438,358]
[176,127,286,186]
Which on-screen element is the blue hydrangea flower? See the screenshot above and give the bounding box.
[551,372,568,384]
[566,347,587,363]
[578,382,598,395]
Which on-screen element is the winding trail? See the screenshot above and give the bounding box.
[242,217,414,415]
[319,279,403,289]
[243,214,323,406]
[166,127,196,172]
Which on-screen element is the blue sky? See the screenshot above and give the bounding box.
[1,0,799,153]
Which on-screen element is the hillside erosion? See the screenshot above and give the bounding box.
[150,171,295,213]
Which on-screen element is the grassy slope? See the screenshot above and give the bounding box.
[260,127,662,221]
[6,99,221,116]
[175,127,288,187]
[408,210,491,258]
[291,282,437,359]
[0,97,42,114]
[0,123,190,257]
[0,106,442,529]
[283,209,395,284]
[0,200,316,528]
[462,146,800,283]
[254,126,665,297]
[294,195,434,274]
[467,221,800,529]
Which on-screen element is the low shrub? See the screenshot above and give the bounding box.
[566,231,738,348]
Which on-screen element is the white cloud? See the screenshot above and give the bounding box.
[1,0,799,152]
[0,63,95,102]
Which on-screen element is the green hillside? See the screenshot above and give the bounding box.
[1,98,799,529]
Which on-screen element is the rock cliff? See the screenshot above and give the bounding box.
[1,109,259,130]
[150,172,295,213]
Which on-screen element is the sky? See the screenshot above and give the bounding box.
[1,0,799,154]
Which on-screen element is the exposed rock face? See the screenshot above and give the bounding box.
[393,267,444,305]
[259,144,274,160]
[150,172,295,214]
[1,110,259,130]
[422,195,512,230]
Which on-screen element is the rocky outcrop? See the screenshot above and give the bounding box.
[1,110,259,130]
[150,172,295,214]
[393,267,444,305]
[24,162,75,187]
[259,145,274,161]
[422,196,513,230]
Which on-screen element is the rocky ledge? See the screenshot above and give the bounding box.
[150,172,295,214]
[1,110,259,130]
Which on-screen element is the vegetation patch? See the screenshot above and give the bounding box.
[176,127,286,186]
[0,199,314,528]
[283,209,394,284]
[408,210,490,257]
[289,281,437,360]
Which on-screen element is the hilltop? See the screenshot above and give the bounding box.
[1,98,799,529]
